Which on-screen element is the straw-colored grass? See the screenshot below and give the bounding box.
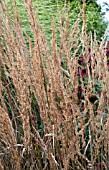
[0,0,109,169]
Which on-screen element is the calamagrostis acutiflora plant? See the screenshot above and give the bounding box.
[0,0,109,169]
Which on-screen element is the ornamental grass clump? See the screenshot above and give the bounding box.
[0,0,109,169]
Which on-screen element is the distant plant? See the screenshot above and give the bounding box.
[5,0,108,43]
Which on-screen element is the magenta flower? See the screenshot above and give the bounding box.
[78,69,88,77]
[81,72,87,77]
[106,49,109,57]
[80,57,85,62]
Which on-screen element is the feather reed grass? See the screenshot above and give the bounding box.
[0,0,109,169]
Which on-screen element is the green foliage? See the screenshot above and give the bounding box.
[31,92,44,137]
[69,0,108,40]
[6,0,64,43]
[6,0,108,42]
[85,4,107,39]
